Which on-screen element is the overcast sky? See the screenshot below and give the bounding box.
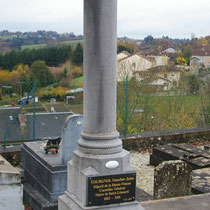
[0,0,209,39]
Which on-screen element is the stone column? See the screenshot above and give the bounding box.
[78,0,122,155]
[58,1,144,209]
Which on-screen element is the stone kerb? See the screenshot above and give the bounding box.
[62,115,83,164]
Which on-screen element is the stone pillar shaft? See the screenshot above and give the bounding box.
[78,0,122,154]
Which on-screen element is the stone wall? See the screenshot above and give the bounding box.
[122,127,210,151]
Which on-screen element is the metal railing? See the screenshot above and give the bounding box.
[2,81,36,150]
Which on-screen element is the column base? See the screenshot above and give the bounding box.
[58,149,144,210]
[59,192,144,210]
[78,132,122,154]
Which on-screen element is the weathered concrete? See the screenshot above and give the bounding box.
[0,155,24,210]
[204,144,210,151]
[150,144,210,169]
[192,168,210,194]
[122,127,210,151]
[153,160,192,199]
[77,0,122,155]
[140,193,210,210]
[23,183,58,210]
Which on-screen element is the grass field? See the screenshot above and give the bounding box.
[21,44,47,50]
[69,76,84,89]
[0,36,14,40]
[62,40,83,46]
[69,104,83,114]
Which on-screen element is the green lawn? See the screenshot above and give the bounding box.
[70,104,83,114]
[0,36,14,40]
[62,40,83,46]
[21,44,47,50]
[69,76,84,89]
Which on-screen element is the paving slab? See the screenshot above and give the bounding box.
[140,193,210,210]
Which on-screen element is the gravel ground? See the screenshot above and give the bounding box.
[130,151,155,196]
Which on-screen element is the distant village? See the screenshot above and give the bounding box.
[0,30,83,52]
[0,32,209,135]
[117,44,210,90]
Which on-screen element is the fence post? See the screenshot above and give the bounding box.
[124,75,128,137]
[33,80,36,141]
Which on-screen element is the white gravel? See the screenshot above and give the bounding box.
[130,151,155,196]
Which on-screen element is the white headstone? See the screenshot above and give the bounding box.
[61,115,83,164]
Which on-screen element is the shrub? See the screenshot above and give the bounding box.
[50,87,66,101]
[71,67,83,78]
[39,91,51,100]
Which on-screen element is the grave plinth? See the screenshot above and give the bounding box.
[21,115,83,210]
[58,0,143,209]
[21,141,66,210]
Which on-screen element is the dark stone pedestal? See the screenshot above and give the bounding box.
[23,183,58,210]
[21,141,67,210]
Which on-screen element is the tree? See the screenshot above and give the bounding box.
[117,40,138,54]
[71,67,83,78]
[72,43,83,66]
[30,61,53,87]
[188,75,200,95]
[144,35,154,44]
[0,70,11,83]
[176,57,187,67]
[61,68,68,79]
[182,47,192,64]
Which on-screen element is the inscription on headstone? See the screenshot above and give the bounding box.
[87,173,136,206]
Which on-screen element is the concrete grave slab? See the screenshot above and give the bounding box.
[0,155,24,210]
[150,144,210,170]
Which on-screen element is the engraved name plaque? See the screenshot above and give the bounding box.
[87,173,136,206]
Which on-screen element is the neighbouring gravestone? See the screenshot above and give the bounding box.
[62,115,83,164]
[21,115,82,210]
[153,160,192,200]
[150,144,210,170]
[0,155,24,210]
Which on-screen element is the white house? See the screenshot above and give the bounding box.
[134,65,181,90]
[117,51,131,61]
[191,48,210,69]
[147,55,169,67]
[117,53,154,81]
[162,47,177,54]
[190,57,202,74]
